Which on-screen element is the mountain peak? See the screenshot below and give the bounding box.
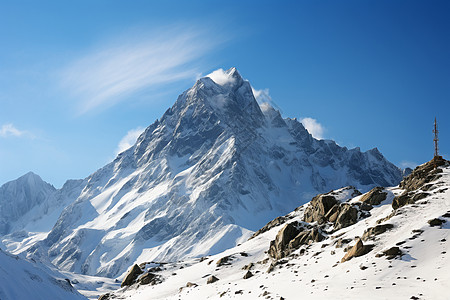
[205,67,244,87]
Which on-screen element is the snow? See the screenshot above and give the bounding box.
[0,248,87,300]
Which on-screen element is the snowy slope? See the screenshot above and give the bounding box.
[19,68,402,279]
[107,158,450,300]
[0,248,87,300]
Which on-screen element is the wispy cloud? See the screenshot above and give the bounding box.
[115,127,145,156]
[300,117,325,140]
[0,123,31,138]
[62,26,223,114]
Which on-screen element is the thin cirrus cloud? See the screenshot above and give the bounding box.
[0,123,29,138]
[300,117,325,140]
[62,26,224,115]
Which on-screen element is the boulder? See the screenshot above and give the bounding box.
[216,255,232,266]
[304,195,339,224]
[243,271,253,279]
[268,222,302,259]
[360,187,387,205]
[399,156,448,192]
[341,239,373,262]
[206,275,219,284]
[121,264,143,287]
[139,272,155,285]
[334,204,358,230]
[376,247,402,259]
[362,224,394,241]
[186,282,198,288]
[428,218,446,227]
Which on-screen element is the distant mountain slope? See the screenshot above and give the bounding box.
[19,68,402,279]
[107,157,450,300]
[0,248,87,300]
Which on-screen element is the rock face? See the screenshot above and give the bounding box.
[359,187,387,205]
[304,195,339,224]
[341,239,373,262]
[268,222,324,259]
[121,264,143,288]
[333,204,359,230]
[362,224,394,241]
[400,156,449,192]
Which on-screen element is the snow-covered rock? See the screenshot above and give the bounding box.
[17,68,401,279]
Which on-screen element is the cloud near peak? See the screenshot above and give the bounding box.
[300,117,325,140]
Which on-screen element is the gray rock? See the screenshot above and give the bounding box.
[121,264,142,287]
[359,187,387,205]
[206,275,219,284]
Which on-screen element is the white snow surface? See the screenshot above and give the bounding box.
[2,68,402,281]
[107,164,450,300]
[0,248,87,300]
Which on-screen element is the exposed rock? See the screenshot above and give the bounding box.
[243,271,253,279]
[139,272,158,285]
[376,247,402,259]
[98,293,111,300]
[216,255,232,266]
[207,275,219,284]
[304,194,339,224]
[428,218,446,227]
[362,224,394,241]
[121,264,143,287]
[360,187,387,205]
[250,216,291,239]
[242,263,254,270]
[288,227,324,250]
[334,204,358,230]
[400,156,448,192]
[186,282,198,288]
[268,222,303,259]
[392,193,414,210]
[341,239,373,262]
[334,238,352,248]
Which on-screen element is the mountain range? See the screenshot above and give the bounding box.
[1,68,403,284]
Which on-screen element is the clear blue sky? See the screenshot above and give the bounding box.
[1,0,449,187]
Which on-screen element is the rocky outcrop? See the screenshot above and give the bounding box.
[392,191,431,210]
[304,195,339,224]
[333,204,359,230]
[249,216,291,239]
[216,255,232,266]
[341,239,373,262]
[121,264,143,287]
[359,187,387,205]
[268,222,324,259]
[400,156,448,192]
[243,271,253,279]
[362,224,394,241]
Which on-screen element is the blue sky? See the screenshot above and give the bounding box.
[0,0,449,187]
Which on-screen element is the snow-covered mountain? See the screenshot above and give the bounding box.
[10,68,401,280]
[0,173,86,255]
[106,156,450,300]
[0,248,87,300]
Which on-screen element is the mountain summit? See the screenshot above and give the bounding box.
[20,68,402,278]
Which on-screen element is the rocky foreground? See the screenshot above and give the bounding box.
[100,156,450,300]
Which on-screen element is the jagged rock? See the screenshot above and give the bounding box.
[428,218,446,227]
[360,187,387,205]
[216,255,232,266]
[98,293,111,300]
[376,247,402,259]
[324,204,340,223]
[341,239,373,262]
[393,191,431,210]
[207,275,219,284]
[243,271,253,279]
[268,222,302,259]
[139,272,156,285]
[362,224,394,241]
[334,238,352,248]
[288,227,324,249]
[400,156,448,192]
[186,282,198,288]
[242,263,254,270]
[334,204,358,230]
[121,264,143,287]
[250,216,290,239]
[304,195,339,224]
